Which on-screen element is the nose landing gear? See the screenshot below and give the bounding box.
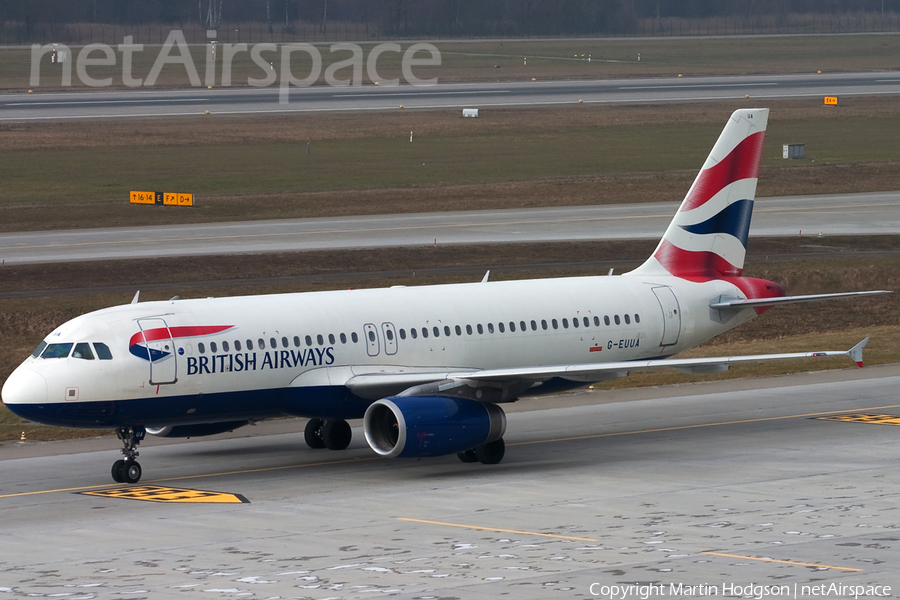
[112,426,145,483]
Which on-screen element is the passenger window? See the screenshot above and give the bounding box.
[443,326,450,336]
[498,322,505,333]
[258,338,265,349]
[386,330,393,341]
[351,332,359,343]
[422,327,429,338]
[411,328,418,339]
[210,342,217,353]
[348,332,355,343]
[562,319,569,329]
[198,342,206,354]
[247,339,254,350]
[509,322,516,332]
[306,335,313,346]
[477,324,484,334]
[317,334,324,345]
[551,319,558,329]
[531,320,537,331]
[541,320,548,330]
[41,343,73,358]
[614,315,621,325]
[72,342,94,360]
[398,329,405,340]
[488,323,494,333]
[572,318,578,328]
[635,314,641,324]
[593,316,600,326]
[624,314,631,325]
[270,337,277,348]
[433,326,440,338]
[32,341,47,358]
[455,325,462,336]
[520,321,527,331]
[329,333,336,344]
[368,331,376,342]
[282,336,289,348]
[466,324,473,335]
[604,316,610,326]
[94,342,113,360]
[223,341,230,352]
[235,340,242,352]
[583,317,590,327]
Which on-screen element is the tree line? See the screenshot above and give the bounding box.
[3,0,896,37]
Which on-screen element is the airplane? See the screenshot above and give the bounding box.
[1,108,890,485]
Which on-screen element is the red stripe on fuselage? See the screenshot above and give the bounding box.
[129,325,233,347]
[680,131,765,213]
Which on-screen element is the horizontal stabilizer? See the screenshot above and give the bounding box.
[710,290,892,310]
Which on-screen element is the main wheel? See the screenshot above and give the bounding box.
[304,418,326,449]
[123,460,142,484]
[111,459,126,483]
[322,419,352,451]
[457,449,478,463]
[475,438,505,465]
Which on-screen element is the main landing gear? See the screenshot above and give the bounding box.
[457,438,506,465]
[304,418,352,451]
[111,426,145,484]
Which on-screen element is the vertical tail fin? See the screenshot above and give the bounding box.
[629,108,768,279]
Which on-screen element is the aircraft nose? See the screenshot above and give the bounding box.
[1,366,48,406]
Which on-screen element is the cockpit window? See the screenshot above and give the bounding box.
[94,343,113,360]
[41,343,73,359]
[72,343,95,360]
[32,341,47,358]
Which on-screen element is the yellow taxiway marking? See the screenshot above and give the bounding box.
[398,517,597,542]
[80,485,248,503]
[818,412,900,425]
[0,456,378,499]
[509,403,900,447]
[702,551,862,572]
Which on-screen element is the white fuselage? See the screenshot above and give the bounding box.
[3,273,755,428]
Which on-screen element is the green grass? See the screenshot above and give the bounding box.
[4,115,900,206]
[4,34,900,91]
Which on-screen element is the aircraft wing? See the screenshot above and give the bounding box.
[345,338,870,400]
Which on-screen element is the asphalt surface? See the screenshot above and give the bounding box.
[4,72,900,121]
[2,365,898,598]
[1,191,897,265]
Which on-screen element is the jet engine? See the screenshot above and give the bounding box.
[363,395,506,458]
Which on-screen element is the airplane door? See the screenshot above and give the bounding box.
[651,287,681,346]
[382,322,398,355]
[364,323,380,357]
[136,318,178,385]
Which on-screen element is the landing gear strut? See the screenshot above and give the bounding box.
[304,418,352,451]
[112,426,145,484]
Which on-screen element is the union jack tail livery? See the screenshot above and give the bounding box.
[630,108,768,279]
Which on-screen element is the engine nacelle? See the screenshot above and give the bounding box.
[145,420,249,438]
[363,395,506,459]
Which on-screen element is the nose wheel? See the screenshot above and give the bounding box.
[112,426,145,483]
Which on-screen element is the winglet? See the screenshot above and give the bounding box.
[131,290,140,304]
[848,337,869,368]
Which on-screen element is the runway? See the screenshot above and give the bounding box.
[1,365,898,598]
[4,71,900,121]
[1,191,898,265]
